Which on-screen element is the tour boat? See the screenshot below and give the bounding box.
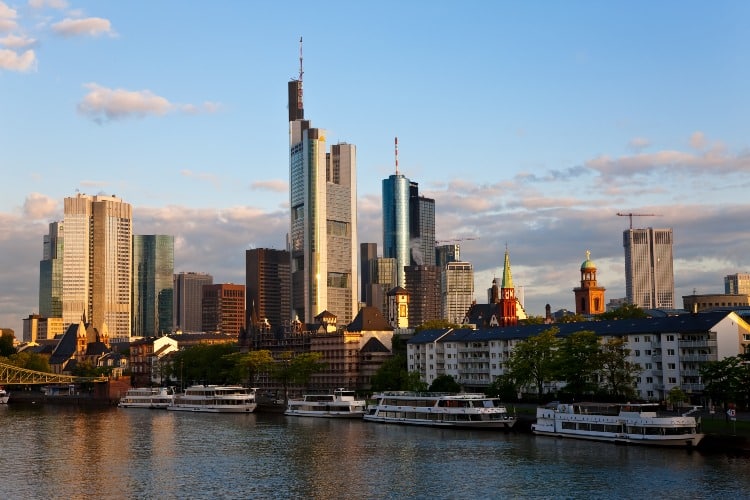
[363,392,516,429]
[285,388,366,418]
[0,388,9,404]
[118,387,174,409]
[532,402,704,447]
[167,385,257,413]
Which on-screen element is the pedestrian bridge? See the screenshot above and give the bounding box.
[0,362,106,385]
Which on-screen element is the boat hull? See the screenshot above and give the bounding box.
[285,409,365,418]
[167,404,257,413]
[363,415,515,429]
[532,428,704,447]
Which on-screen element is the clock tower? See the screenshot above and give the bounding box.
[573,250,606,315]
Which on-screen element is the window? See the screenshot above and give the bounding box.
[635,350,640,356]
[646,377,653,383]
[644,350,651,356]
[668,363,676,370]
[667,349,675,356]
[645,363,652,370]
[666,335,674,342]
[634,337,640,343]
[668,377,677,384]
[644,336,651,342]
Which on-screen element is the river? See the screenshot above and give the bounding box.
[1,404,748,499]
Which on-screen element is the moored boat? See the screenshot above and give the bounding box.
[363,392,516,429]
[285,388,366,418]
[118,387,174,409]
[0,388,9,404]
[532,402,704,447]
[167,385,257,413]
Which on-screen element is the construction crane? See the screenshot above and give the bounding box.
[616,212,660,229]
[435,237,479,245]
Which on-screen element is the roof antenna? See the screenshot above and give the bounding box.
[395,137,399,175]
[298,37,304,110]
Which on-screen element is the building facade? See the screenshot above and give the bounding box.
[61,193,133,342]
[174,272,213,332]
[408,311,750,400]
[573,251,606,316]
[39,221,63,318]
[443,261,474,324]
[382,173,411,287]
[246,248,291,332]
[288,67,357,326]
[202,283,245,336]
[132,235,174,337]
[404,265,442,328]
[623,228,674,309]
[682,293,750,313]
[359,242,378,304]
[724,273,750,295]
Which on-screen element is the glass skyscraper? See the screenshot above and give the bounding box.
[382,174,411,287]
[39,221,64,318]
[132,235,174,337]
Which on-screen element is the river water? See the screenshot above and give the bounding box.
[1,404,748,499]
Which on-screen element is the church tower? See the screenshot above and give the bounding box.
[498,248,518,327]
[574,250,606,315]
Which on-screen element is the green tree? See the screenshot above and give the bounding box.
[404,371,428,392]
[505,328,560,398]
[556,330,600,398]
[519,315,546,325]
[599,303,647,320]
[557,314,587,324]
[171,343,239,385]
[700,356,748,409]
[414,319,461,332]
[0,331,17,357]
[269,352,326,399]
[428,374,461,393]
[486,374,518,401]
[7,351,51,373]
[370,354,407,391]
[225,349,274,385]
[597,337,639,400]
[667,386,687,411]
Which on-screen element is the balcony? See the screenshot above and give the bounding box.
[681,354,716,362]
[679,339,717,349]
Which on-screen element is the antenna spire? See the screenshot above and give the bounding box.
[299,36,304,82]
[395,137,399,175]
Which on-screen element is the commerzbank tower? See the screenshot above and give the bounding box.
[288,39,358,326]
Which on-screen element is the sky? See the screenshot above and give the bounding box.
[2,1,750,337]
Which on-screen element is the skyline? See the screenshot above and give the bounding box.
[2,1,750,336]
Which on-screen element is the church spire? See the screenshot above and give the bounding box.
[501,246,514,290]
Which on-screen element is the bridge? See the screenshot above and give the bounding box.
[0,362,107,385]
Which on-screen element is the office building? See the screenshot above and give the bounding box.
[404,265,442,328]
[623,228,674,309]
[246,248,291,332]
[174,272,213,332]
[443,261,474,324]
[382,171,411,287]
[39,221,64,318]
[288,47,357,326]
[61,193,132,342]
[360,242,378,304]
[435,244,460,269]
[724,273,750,295]
[366,257,398,317]
[202,283,245,336]
[132,235,174,337]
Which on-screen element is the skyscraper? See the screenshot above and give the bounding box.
[288,42,358,326]
[623,228,674,309]
[724,273,750,295]
[202,283,245,336]
[246,248,291,332]
[360,243,378,304]
[39,221,63,318]
[404,264,442,328]
[443,261,474,324]
[132,235,174,337]
[174,272,213,332]
[61,193,132,342]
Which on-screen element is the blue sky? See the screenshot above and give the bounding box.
[2,1,750,336]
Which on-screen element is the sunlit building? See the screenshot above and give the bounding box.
[623,228,674,309]
[174,272,213,333]
[132,235,174,337]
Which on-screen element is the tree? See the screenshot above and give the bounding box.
[556,330,600,398]
[597,337,639,400]
[7,351,51,373]
[519,316,546,325]
[414,319,461,333]
[700,356,749,409]
[0,331,17,357]
[505,328,560,398]
[269,352,326,399]
[226,349,274,385]
[557,314,587,324]
[429,374,461,393]
[667,386,687,411]
[599,303,647,321]
[171,343,239,385]
[486,374,518,401]
[370,354,427,392]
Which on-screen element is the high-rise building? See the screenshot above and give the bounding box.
[39,221,64,318]
[383,173,411,287]
[202,283,245,336]
[404,265,442,328]
[367,257,397,317]
[132,235,174,337]
[288,44,357,326]
[174,272,213,332]
[435,244,460,269]
[360,243,378,304]
[443,261,474,324]
[416,195,436,267]
[724,273,750,295]
[61,193,132,342]
[623,228,674,309]
[246,248,291,332]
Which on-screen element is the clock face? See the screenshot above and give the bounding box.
[504,290,510,299]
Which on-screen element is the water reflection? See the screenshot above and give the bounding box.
[0,406,748,499]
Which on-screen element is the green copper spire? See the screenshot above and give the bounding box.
[501,248,514,290]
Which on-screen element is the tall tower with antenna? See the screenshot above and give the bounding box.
[382,137,411,287]
[287,37,304,122]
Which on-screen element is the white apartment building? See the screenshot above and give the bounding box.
[407,311,750,401]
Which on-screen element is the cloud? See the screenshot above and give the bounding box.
[28,0,69,9]
[0,34,36,49]
[52,17,114,38]
[0,47,35,71]
[180,169,220,189]
[77,83,220,123]
[690,131,706,150]
[0,2,18,33]
[23,193,58,220]
[628,137,651,152]
[251,180,287,193]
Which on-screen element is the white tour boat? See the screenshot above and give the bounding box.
[118,387,175,409]
[0,388,9,404]
[363,392,516,429]
[167,385,257,413]
[532,402,704,447]
[285,388,366,418]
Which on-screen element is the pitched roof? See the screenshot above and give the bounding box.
[409,311,742,344]
[49,322,81,365]
[347,306,393,332]
[360,337,391,353]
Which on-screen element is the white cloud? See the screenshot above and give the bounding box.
[0,48,35,71]
[52,17,114,38]
[0,34,36,49]
[251,180,287,193]
[690,131,706,150]
[23,193,58,220]
[628,137,651,151]
[28,0,69,9]
[0,2,18,33]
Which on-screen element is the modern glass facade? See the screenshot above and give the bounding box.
[382,174,411,287]
[246,248,291,331]
[623,228,674,309]
[39,221,64,318]
[174,272,213,332]
[132,235,174,337]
